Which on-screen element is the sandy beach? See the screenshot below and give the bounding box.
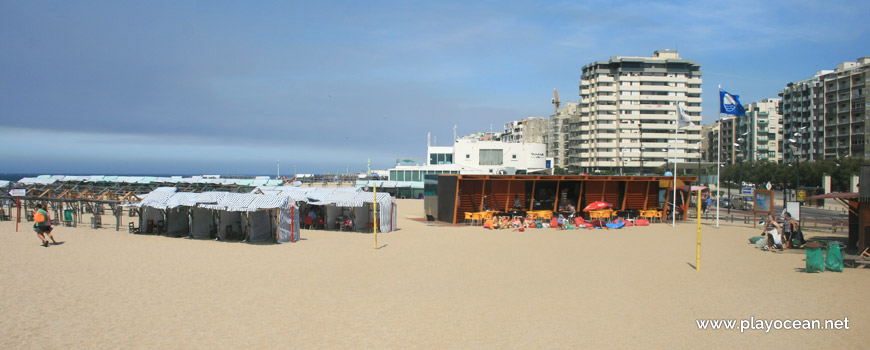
[1,199,868,349]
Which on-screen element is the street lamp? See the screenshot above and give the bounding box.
[788,136,801,201]
[618,151,624,175]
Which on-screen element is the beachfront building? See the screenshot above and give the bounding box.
[779,57,870,163]
[569,50,703,175]
[718,98,783,164]
[545,102,577,170]
[426,174,699,224]
[701,122,718,163]
[388,138,549,182]
[502,117,547,143]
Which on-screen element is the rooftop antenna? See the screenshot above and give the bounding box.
[453,124,457,142]
[427,132,431,147]
[276,160,280,179]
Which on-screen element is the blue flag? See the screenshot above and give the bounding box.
[720,90,746,116]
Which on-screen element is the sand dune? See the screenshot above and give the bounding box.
[1,199,867,349]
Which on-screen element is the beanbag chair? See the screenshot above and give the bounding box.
[550,217,559,228]
[748,236,765,244]
[634,219,650,226]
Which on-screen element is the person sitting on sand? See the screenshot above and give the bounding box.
[782,212,804,248]
[761,214,783,251]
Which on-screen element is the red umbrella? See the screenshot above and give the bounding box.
[583,201,612,211]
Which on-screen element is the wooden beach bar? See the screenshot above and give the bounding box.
[427,174,699,224]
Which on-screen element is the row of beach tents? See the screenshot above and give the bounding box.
[17,175,285,187]
[130,186,397,244]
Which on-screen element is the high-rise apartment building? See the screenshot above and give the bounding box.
[779,57,869,163]
[718,98,782,164]
[569,50,703,174]
[545,102,576,169]
[701,122,718,163]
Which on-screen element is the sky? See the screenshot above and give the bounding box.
[2,0,869,175]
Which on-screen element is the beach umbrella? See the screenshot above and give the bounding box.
[583,201,612,211]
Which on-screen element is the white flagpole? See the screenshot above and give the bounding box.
[673,104,678,227]
[716,85,721,228]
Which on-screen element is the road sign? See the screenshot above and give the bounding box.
[797,190,807,201]
[766,182,772,190]
[8,189,25,197]
[741,187,753,196]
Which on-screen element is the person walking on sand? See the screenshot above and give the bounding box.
[33,204,52,247]
[40,204,58,245]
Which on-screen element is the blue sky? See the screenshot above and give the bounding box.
[2,0,868,175]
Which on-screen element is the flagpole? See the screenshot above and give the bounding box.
[716,85,721,228]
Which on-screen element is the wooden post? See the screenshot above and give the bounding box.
[479,179,487,211]
[529,179,537,211]
[576,180,584,212]
[15,196,19,232]
[600,181,606,201]
[643,181,651,210]
[621,181,628,211]
[553,180,561,212]
[505,179,512,212]
[452,176,461,224]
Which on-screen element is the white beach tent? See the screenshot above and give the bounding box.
[133,189,300,244]
[252,186,398,233]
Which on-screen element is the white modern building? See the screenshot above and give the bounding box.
[388,139,550,182]
[569,50,703,174]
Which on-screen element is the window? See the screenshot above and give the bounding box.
[479,149,503,166]
[512,154,517,159]
[466,154,470,159]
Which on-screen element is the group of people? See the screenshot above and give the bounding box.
[486,213,616,231]
[304,207,325,229]
[32,204,58,247]
[759,212,805,252]
[488,215,531,230]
